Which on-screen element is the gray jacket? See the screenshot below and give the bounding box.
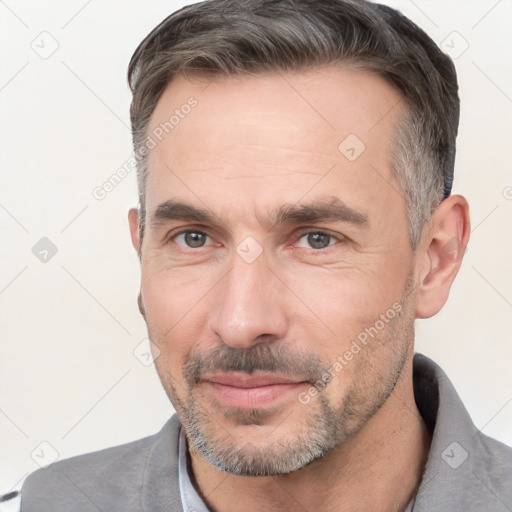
[18,354,512,511]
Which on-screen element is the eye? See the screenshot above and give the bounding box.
[174,230,211,248]
[296,232,337,250]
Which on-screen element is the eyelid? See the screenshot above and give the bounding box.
[294,228,345,241]
[165,226,214,246]
[290,228,347,251]
[164,226,345,248]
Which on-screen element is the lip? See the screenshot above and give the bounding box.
[202,373,306,408]
[204,373,302,388]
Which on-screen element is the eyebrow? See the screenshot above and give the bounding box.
[271,197,369,227]
[150,197,369,230]
[151,201,220,228]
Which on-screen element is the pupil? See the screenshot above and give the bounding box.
[185,232,206,248]
[308,233,330,249]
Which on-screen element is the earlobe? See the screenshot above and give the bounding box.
[128,208,141,253]
[415,195,470,319]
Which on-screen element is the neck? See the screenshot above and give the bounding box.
[189,355,431,512]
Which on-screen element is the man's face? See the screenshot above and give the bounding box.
[136,66,419,476]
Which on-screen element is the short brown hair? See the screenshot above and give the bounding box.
[128,0,459,248]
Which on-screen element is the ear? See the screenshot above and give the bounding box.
[415,194,470,319]
[128,208,141,254]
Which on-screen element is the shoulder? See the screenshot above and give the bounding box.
[475,433,512,498]
[20,415,182,512]
[413,354,512,510]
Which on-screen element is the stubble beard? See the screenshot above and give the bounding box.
[156,274,416,477]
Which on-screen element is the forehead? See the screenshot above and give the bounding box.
[145,65,406,229]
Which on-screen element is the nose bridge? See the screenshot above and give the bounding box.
[208,252,288,347]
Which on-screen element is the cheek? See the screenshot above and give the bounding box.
[140,268,210,369]
[289,265,405,339]
[141,259,213,325]
[140,261,236,382]
[283,265,411,402]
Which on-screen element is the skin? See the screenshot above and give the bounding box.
[129,66,470,512]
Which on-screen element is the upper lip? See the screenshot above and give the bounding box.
[203,373,303,388]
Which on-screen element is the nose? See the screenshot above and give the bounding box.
[208,252,289,349]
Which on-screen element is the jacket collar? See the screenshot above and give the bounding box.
[142,413,183,511]
[412,353,508,511]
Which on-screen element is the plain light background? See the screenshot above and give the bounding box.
[1,0,511,498]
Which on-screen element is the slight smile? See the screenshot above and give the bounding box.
[202,373,307,408]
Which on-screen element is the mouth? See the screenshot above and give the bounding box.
[201,373,307,409]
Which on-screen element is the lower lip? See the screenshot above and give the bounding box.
[205,381,305,408]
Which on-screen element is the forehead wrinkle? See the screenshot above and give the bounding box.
[171,167,333,182]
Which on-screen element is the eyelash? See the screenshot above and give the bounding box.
[293,230,343,250]
[167,228,344,251]
[169,228,212,247]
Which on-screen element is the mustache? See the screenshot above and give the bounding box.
[183,343,328,387]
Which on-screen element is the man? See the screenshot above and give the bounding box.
[15,0,512,510]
